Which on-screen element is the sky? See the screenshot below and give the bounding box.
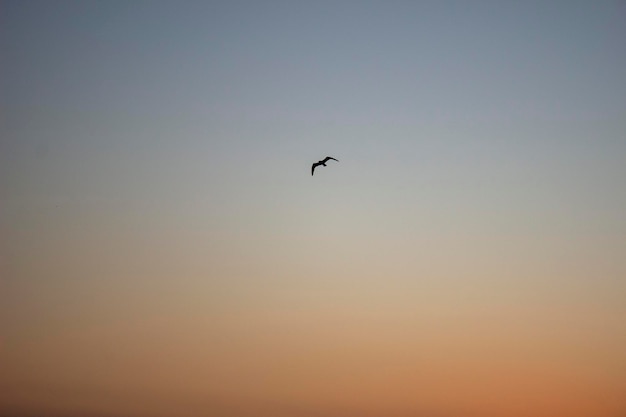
[1,1,625,416]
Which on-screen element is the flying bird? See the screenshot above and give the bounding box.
[311,156,339,176]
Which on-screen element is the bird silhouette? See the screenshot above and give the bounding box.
[311,156,338,176]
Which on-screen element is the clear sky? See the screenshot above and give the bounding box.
[1,1,625,416]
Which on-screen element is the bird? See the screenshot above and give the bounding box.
[311,156,339,176]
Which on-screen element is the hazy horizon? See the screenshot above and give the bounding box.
[2,1,625,416]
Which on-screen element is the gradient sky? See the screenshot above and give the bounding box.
[1,1,625,417]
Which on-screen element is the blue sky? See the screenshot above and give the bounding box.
[2,1,625,416]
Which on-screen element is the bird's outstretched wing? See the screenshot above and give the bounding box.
[323,156,338,163]
[311,162,320,176]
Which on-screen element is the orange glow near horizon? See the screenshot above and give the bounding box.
[2,299,625,417]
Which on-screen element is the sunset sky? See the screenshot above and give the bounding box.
[1,1,625,416]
